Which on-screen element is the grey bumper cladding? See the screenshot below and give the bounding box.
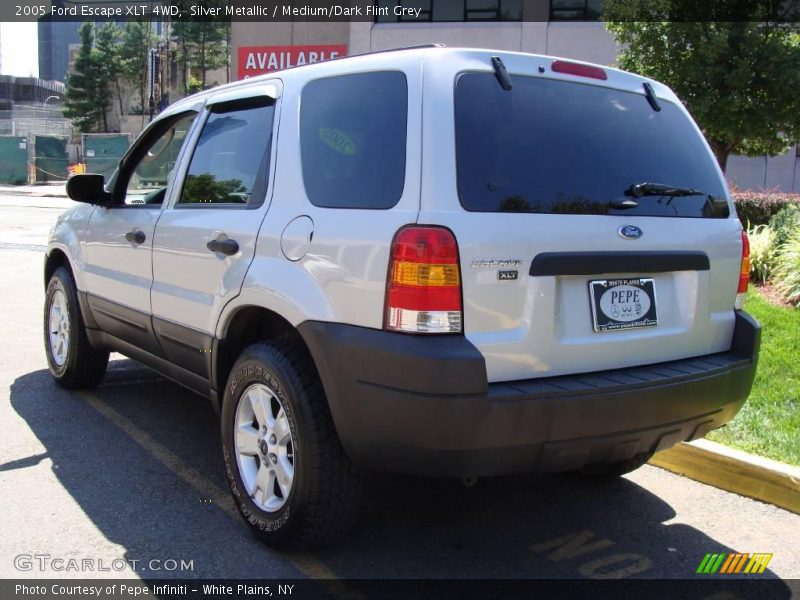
[299,311,760,477]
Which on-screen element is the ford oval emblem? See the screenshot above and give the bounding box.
[618,225,643,240]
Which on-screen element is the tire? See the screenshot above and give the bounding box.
[44,266,109,389]
[221,340,361,549]
[575,451,655,479]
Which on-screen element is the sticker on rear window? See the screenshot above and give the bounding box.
[319,128,356,155]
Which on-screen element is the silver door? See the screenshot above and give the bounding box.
[150,83,281,377]
[83,112,199,351]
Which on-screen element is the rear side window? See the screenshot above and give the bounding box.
[455,73,729,218]
[178,97,274,206]
[300,71,407,209]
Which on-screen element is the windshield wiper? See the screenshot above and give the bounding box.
[626,182,708,199]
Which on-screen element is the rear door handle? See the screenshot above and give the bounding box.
[206,238,239,256]
[125,230,146,244]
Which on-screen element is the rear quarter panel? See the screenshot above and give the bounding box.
[222,52,425,333]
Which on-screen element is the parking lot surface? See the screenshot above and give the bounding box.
[1,196,798,591]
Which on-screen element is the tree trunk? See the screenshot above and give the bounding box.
[716,150,729,173]
[140,75,146,130]
[115,79,124,124]
[709,140,732,173]
[201,29,207,89]
[181,38,188,96]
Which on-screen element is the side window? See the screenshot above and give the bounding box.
[123,113,196,206]
[300,71,407,209]
[178,97,275,206]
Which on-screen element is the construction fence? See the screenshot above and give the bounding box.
[82,133,131,180]
[0,133,131,184]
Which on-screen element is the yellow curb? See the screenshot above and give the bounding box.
[649,439,800,515]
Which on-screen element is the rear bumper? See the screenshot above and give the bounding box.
[299,311,760,477]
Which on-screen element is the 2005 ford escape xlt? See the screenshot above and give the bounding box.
[44,46,760,548]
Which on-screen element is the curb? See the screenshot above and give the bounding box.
[649,439,800,514]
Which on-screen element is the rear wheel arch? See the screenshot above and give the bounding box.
[215,306,311,397]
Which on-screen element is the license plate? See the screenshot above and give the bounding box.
[589,278,658,332]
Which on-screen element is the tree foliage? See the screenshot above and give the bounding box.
[94,24,124,120]
[63,23,112,133]
[605,2,800,171]
[172,0,230,92]
[120,20,154,128]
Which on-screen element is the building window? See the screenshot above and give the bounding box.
[550,0,603,20]
[375,0,523,22]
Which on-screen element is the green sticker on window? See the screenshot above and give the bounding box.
[319,128,356,155]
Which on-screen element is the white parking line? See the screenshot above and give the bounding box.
[79,390,357,592]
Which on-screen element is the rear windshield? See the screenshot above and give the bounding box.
[455,73,729,218]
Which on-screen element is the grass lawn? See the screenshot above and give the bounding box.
[707,289,800,466]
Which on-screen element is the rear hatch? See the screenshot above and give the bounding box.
[422,56,743,383]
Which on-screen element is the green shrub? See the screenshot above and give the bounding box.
[774,228,800,305]
[733,192,800,227]
[748,224,777,284]
[769,204,800,247]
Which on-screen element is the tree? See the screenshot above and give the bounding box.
[605,4,800,171]
[173,0,229,92]
[63,23,112,133]
[94,23,124,123]
[120,20,153,129]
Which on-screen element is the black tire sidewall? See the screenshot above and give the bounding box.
[220,347,307,543]
[44,268,77,379]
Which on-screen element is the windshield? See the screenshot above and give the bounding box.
[454,73,729,218]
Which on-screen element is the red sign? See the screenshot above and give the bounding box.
[238,45,348,79]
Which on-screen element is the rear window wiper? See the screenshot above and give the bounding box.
[610,182,726,213]
[625,182,708,198]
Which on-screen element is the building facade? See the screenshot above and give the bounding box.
[230,2,800,192]
[38,19,82,83]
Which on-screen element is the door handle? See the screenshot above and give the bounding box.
[125,230,146,244]
[206,238,239,256]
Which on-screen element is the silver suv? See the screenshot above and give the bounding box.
[44,46,760,549]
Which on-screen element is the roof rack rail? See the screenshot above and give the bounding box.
[210,44,448,94]
[341,44,447,61]
[268,43,447,74]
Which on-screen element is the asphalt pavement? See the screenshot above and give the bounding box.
[1,194,799,592]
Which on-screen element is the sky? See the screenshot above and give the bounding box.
[1,22,39,77]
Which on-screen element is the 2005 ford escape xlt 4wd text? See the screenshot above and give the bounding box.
[44,46,760,549]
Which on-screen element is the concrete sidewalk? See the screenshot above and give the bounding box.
[0,182,67,198]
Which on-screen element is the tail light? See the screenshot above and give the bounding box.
[736,230,750,309]
[384,225,463,334]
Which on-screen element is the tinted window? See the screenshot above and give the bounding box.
[300,71,407,209]
[179,98,274,205]
[455,74,728,218]
[123,113,196,205]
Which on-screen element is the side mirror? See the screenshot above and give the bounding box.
[66,174,110,205]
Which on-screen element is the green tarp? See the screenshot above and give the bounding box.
[83,134,130,179]
[0,136,29,184]
[34,135,68,182]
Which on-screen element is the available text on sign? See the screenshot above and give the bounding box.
[238,45,348,79]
